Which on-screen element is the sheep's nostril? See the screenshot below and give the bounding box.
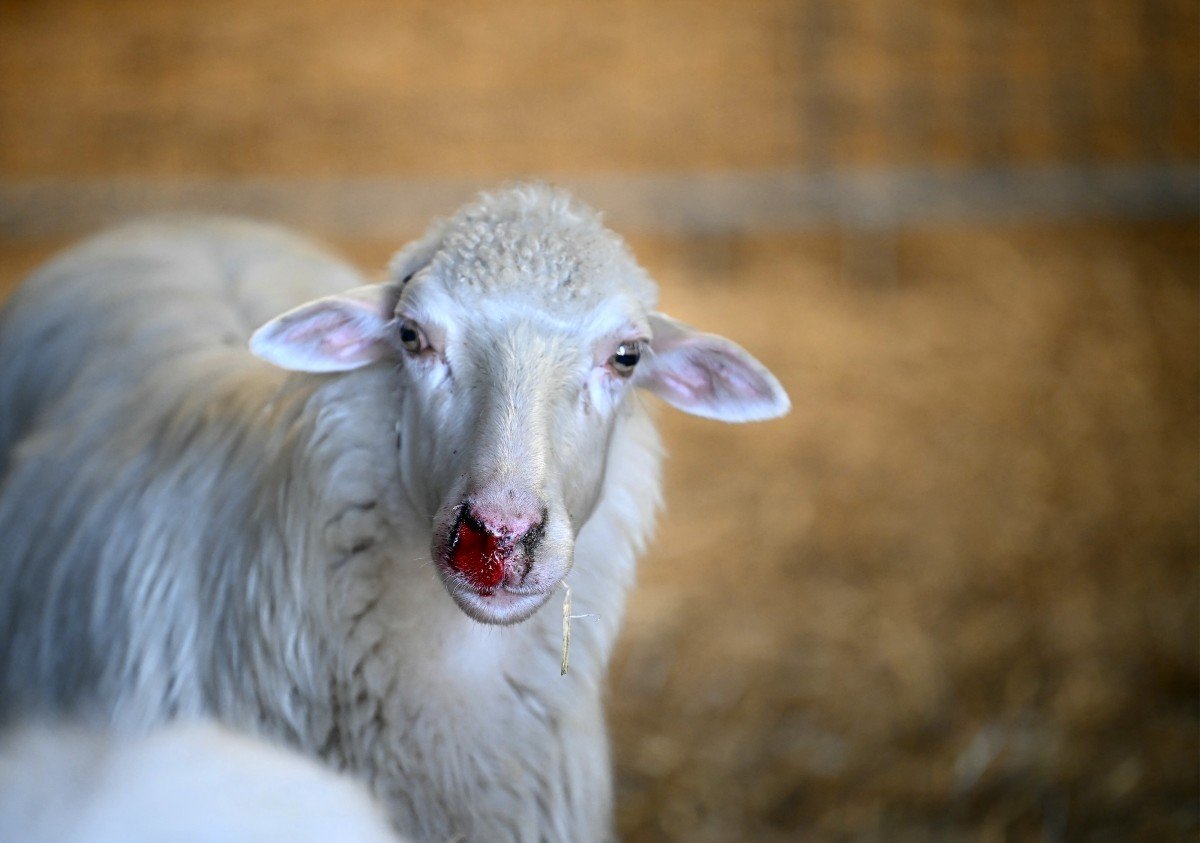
[449,510,505,592]
[519,511,547,556]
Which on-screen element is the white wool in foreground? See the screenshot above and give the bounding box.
[0,721,402,843]
[0,183,788,841]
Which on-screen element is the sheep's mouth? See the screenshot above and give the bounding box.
[446,584,554,626]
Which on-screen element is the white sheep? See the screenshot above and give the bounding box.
[0,184,789,841]
[0,720,403,843]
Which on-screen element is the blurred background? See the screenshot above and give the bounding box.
[0,1,1196,839]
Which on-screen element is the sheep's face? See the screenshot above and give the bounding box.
[251,185,789,625]
[388,276,650,625]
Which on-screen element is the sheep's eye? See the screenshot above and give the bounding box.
[398,319,424,354]
[611,341,641,376]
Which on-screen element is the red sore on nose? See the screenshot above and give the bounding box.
[450,515,506,592]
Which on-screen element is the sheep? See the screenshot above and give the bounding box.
[0,183,789,841]
[0,719,404,843]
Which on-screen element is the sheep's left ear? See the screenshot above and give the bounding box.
[249,284,395,373]
[636,313,790,422]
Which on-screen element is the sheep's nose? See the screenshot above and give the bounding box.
[468,494,544,539]
[449,503,545,592]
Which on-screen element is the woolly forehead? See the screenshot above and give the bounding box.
[394,217,659,341]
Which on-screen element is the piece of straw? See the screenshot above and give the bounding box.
[560,582,572,676]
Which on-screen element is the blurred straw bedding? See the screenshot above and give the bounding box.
[0,1,1196,840]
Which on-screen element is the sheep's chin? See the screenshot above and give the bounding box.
[448,586,552,626]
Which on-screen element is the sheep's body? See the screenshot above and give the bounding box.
[0,214,660,840]
[0,185,788,841]
[0,720,403,843]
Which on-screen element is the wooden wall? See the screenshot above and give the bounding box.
[1,0,1194,180]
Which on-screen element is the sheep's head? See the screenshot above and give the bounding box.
[250,185,789,625]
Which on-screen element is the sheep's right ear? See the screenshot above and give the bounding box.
[637,312,790,422]
[249,284,395,373]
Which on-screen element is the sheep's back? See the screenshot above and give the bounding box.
[0,217,362,463]
[0,218,364,724]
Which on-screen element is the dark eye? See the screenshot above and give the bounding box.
[611,341,641,376]
[398,319,425,354]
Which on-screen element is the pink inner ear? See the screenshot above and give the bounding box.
[666,345,779,405]
[278,310,342,345]
[706,352,777,402]
[322,322,376,362]
[657,359,715,402]
[280,309,375,363]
